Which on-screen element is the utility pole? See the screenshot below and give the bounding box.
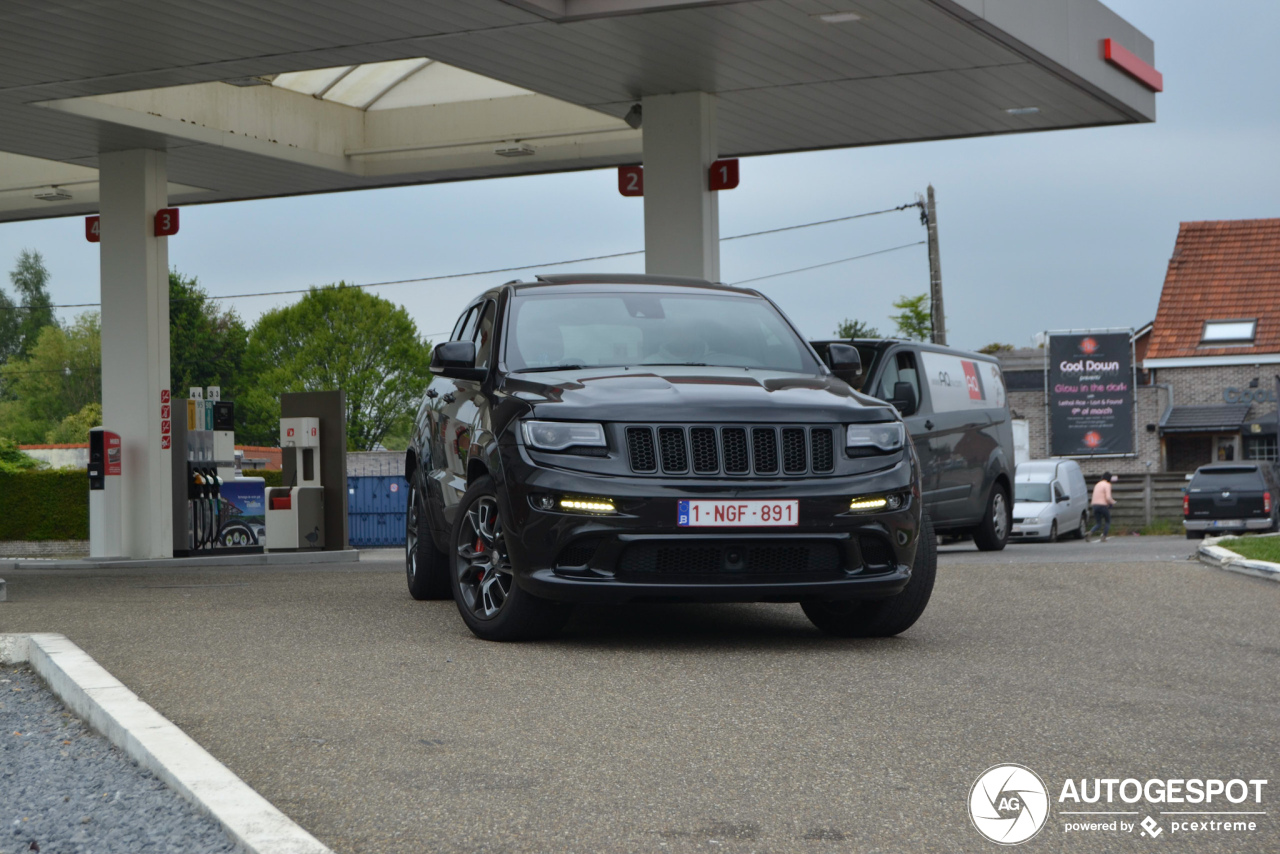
[925,184,946,345]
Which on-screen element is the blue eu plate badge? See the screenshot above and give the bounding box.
[678,500,691,527]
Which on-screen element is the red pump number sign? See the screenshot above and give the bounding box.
[86,210,181,241]
[618,165,643,197]
[155,208,179,236]
[709,159,739,191]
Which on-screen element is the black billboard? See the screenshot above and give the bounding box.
[1048,332,1134,456]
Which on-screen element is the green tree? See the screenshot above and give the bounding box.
[977,342,1015,355]
[890,293,931,341]
[239,284,433,450]
[834,318,880,339]
[2,249,57,362]
[0,314,102,444]
[46,401,103,444]
[0,436,44,473]
[169,270,248,400]
[0,286,18,366]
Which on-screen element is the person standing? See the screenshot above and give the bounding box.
[1085,472,1118,542]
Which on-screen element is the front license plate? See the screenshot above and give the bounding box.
[678,499,798,527]
[1211,519,1242,528]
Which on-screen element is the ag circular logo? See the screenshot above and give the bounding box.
[969,764,1050,845]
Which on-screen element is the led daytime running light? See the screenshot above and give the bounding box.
[849,493,905,513]
[559,496,616,514]
[849,497,888,512]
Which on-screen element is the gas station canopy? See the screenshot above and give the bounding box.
[0,0,1157,223]
[0,0,1158,560]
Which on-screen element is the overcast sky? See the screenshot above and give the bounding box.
[1,0,1276,351]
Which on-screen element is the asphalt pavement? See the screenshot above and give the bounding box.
[1,536,1276,853]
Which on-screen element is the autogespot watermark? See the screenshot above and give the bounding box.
[968,765,1269,845]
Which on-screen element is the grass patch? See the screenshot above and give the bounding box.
[1217,535,1280,564]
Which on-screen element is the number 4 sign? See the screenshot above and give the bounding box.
[86,216,100,243]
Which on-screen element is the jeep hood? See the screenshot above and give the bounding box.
[501,366,897,423]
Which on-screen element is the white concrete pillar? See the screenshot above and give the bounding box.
[642,92,719,281]
[98,150,173,559]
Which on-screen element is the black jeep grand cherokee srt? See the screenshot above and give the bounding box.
[405,274,934,641]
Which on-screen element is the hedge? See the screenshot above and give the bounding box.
[0,469,284,541]
[0,470,90,541]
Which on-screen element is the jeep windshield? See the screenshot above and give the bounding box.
[503,290,822,374]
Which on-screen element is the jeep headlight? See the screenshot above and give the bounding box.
[846,422,905,453]
[521,420,607,451]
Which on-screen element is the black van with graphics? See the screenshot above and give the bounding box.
[814,339,1015,551]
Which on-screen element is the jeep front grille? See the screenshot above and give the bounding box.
[624,425,837,476]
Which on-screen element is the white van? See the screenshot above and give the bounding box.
[1011,459,1089,542]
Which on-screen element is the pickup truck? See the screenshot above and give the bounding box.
[1183,463,1279,539]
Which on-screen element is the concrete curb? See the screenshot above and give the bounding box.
[2,548,360,572]
[0,633,333,854]
[1197,533,1280,583]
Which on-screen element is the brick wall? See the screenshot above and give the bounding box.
[1007,362,1280,477]
[0,540,89,559]
[1010,385,1170,477]
[1150,364,1280,411]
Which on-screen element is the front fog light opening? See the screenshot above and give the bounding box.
[849,493,905,513]
[558,495,617,515]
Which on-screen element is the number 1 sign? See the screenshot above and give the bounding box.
[709,158,739,191]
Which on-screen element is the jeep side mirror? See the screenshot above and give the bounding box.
[890,381,917,417]
[825,343,862,387]
[430,341,485,380]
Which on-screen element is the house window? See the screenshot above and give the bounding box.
[1201,319,1256,344]
[1244,435,1278,462]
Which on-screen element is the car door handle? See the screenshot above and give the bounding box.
[924,420,934,430]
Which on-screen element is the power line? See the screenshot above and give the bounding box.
[729,241,927,286]
[0,202,923,313]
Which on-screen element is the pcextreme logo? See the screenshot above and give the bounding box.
[969,765,1270,845]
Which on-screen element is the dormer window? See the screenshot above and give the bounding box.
[1200,319,1256,345]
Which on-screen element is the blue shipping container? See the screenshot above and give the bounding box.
[348,475,407,547]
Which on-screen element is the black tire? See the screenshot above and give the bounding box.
[802,516,937,638]
[1186,530,1204,540]
[450,476,572,641]
[1047,520,1058,543]
[1074,511,1088,540]
[406,475,451,600]
[972,483,1010,552]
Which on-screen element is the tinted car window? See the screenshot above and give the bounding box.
[452,305,478,342]
[505,291,820,373]
[473,301,496,370]
[1191,467,1265,490]
[876,351,921,404]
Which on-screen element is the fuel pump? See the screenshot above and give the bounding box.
[266,417,325,550]
[171,387,265,556]
[88,427,122,558]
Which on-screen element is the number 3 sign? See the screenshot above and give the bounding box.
[154,207,180,236]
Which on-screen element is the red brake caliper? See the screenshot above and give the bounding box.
[475,537,485,581]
